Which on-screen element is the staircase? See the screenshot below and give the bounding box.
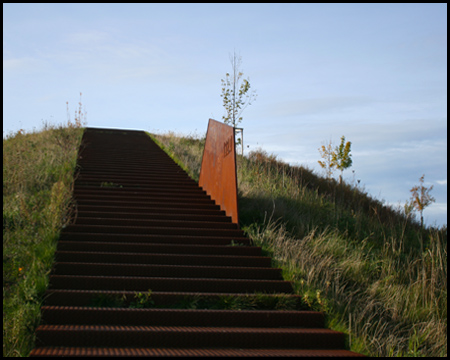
[30,127,364,357]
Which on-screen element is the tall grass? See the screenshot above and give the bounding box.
[153,134,447,357]
[150,131,205,182]
[3,120,84,356]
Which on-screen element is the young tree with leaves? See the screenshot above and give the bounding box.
[409,174,435,228]
[318,136,352,182]
[333,136,352,184]
[318,139,336,179]
[221,51,257,128]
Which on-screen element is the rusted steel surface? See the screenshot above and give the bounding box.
[30,348,364,357]
[29,127,365,357]
[199,119,239,224]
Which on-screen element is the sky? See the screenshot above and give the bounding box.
[3,3,447,227]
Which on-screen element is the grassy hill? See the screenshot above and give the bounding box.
[3,122,84,357]
[152,132,447,357]
[3,126,446,357]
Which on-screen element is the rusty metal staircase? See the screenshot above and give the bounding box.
[30,127,364,357]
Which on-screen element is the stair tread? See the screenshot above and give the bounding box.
[40,306,325,328]
[73,212,229,221]
[34,325,345,350]
[48,274,294,293]
[55,250,268,260]
[74,206,226,216]
[41,305,319,315]
[52,262,283,279]
[74,217,238,229]
[49,274,291,284]
[44,289,302,298]
[57,241,259,255]
[30,347,365,357]
[36,324,339,334]
[63,224,244,237]
[53,262,279,271]
[59,232,250,245]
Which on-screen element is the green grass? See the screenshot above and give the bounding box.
[149,131,205,182]
[3,125,446,357]
[153,133,447,357]
[3,122,84,357]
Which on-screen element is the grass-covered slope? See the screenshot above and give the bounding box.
[2,127,446,357]
[152,132,447,357]
[3,123,84,357]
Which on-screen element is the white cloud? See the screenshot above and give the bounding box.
[3,57,46,73]
[423,202,447,226]
[64,30,111,45]
[436,179,447,185]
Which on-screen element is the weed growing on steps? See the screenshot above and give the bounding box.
[152,132,447,357]
[3,120,84,357]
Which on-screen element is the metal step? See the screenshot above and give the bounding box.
[40,306,325,328]
[48,275,294,293]
[42,290,306,308]
[54,251,272,267]
[30,347,365,357]
[52,262,284,280]
[58,232,251,246]
[74,217,238,230]
[63,224,245,237]
[34,325,345,349]
[56,241,260,256]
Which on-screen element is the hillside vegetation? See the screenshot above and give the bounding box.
[152,132,447,357]
[3,123,84,356]
[2,126,446,357]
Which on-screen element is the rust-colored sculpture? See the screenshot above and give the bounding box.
[199,119,239,225]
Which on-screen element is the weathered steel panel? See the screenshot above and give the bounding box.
[199,119,239,224]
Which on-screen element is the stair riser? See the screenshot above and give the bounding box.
[74,218,238,230]
[77,163,187,171]
[74,212,232,223]
[48,276,294,293]
[54,252,271,267]
[74,206,226,217]
[56,241,260,256]
[42,290,304,308]
[30,348,364,357]
[72,200,221,211]
[35,328,344,349]
[59,233,250,246]
[73,187,207,197]
[40,307,325,328]
[74,194,215,205]
[75,176,196,185]
[52,263,283,280]
[63,225,244,237]
[75,180,200,189]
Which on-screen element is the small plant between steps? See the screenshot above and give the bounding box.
[89,290,309,311]
[100,181,123,188]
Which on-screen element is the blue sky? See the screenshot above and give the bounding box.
[3,3,447,227]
